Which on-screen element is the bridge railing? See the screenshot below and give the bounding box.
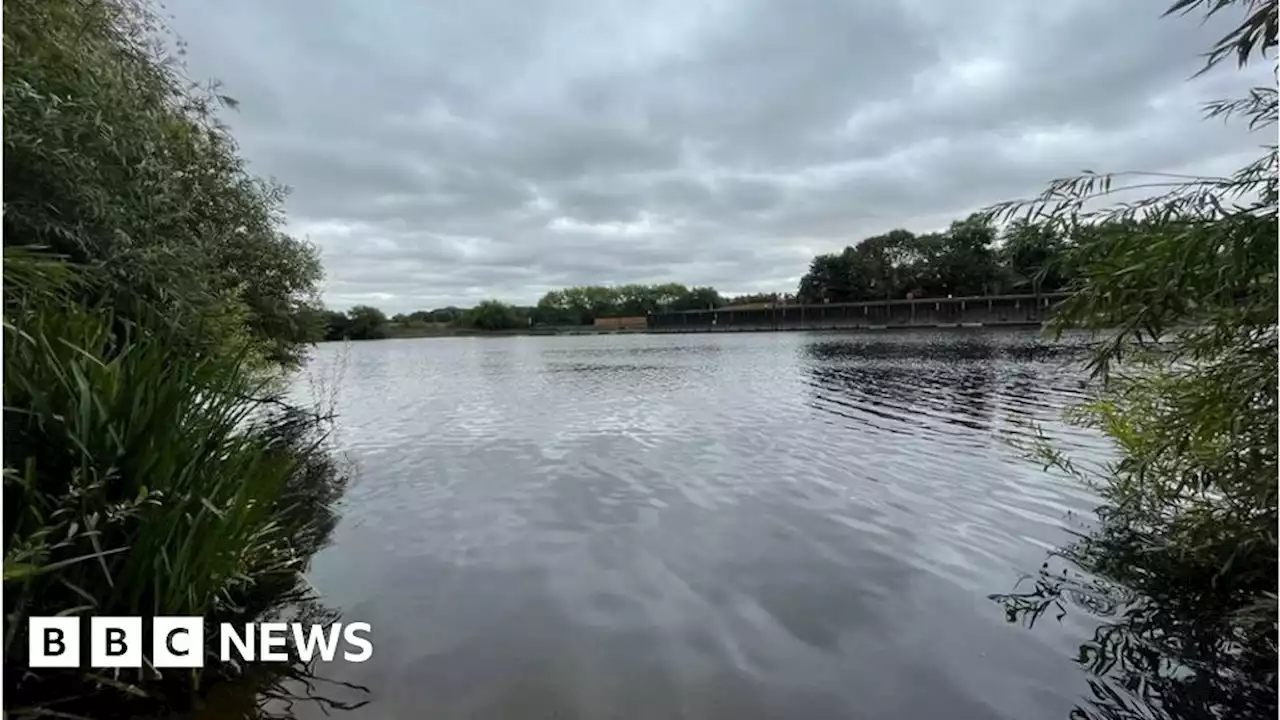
[647,293,1071,330]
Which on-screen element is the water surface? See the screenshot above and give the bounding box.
[292,330,1110,719]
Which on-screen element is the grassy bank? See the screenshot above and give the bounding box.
[3,0,352,716]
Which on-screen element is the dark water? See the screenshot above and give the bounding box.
[290,330,1112,720]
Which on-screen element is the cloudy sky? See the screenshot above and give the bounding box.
[164,0,1269,313]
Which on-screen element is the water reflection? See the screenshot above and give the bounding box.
[799,332,1097,446]
[973,333,1277,720]
[293,330,1114,720]
[992,521,1277,720]
[192,600,371,720]
[803,339,998,436]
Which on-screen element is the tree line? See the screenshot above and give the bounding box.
[321,217,1086,341]
[321,284,783,339]
[796,215,1076,304]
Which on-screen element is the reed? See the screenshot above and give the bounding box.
[3,251,351,718]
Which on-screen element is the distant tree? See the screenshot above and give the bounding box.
[534,290,587,325]
[651,282,693,310]
[857,229,918,299]
[796,219,1028,302]
[799,230,931,304]
[322,310,351,341]
[1000,220,1073,293]
[426,307,463,324]
[346,305,388,340]
[614,283,656,315]
[465,300,523,330]
[322,305,388,340]
[799,252,846,303]
[934,214,1003,296]
[725,292,780,306]
[532,283,725,320]
[671,286,724,311]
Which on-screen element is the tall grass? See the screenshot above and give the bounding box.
[3,250,352,718]
[3,0,352,712]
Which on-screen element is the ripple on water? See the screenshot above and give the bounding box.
[295,330,1108,720]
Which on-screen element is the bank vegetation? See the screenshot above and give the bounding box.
[988,1,1277,718]
[4,0,352,716]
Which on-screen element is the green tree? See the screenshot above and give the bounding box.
[426,307,463,324]
[859,230,916,299]
[320,305,388,340]
[321,309,351,341]
[534,283,722,320]
[798,251,854,303]
[652,282,693,310]
[534,289,587,325]
[933,214,1002,297]
[986,1,1277,717]
[465,299,524,330]
[345,305,389,340]
[564,285,620,319]
[671,285,724,311]
[798,230,921,303]
[999,219,1073,293]
[615,283,659,315]
[725,292,781,306]
[4,0,324,368]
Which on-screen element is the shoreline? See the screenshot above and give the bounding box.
[322,320,1053,343]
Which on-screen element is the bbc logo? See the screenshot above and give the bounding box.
[29,616,373,668]
[30,616,203,668]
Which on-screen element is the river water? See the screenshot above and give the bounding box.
[291,329,1113,720]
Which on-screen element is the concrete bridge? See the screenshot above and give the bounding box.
[646,293,1070,333]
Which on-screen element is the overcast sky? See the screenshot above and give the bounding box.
[164,0,1268,313]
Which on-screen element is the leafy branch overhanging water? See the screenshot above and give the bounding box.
[984,1,1278,718]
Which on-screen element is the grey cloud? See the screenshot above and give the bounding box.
[166,0,1265,313]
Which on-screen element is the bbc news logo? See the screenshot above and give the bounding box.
[29,617,373,668]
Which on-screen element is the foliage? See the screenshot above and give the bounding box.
[463,299,526,331]
[798,247,858,303]
[533,283,724,324]
[3,0,325,368]
[725,292,791,307]
[1000,219,1075,294]
[421,307,464,324]
[319,283,734,336]
[796,216,1072,304]
[2,0,352,713]
[348,244,1077,333]
[2,250,353,718]
[323,304,389,341]
[985,1,1277,718]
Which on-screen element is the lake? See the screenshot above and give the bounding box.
[289,329,1113,720]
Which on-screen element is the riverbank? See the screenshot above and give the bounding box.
[322,317,1054,343]
[4,0,352,716]
[337,293,1068,341]
[380,324,648,339]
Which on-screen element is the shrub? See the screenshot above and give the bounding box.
[2,251,352,718]
[3,0,324,367]
[986,1,1277,717]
